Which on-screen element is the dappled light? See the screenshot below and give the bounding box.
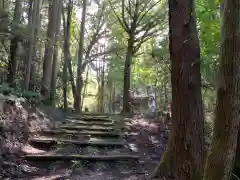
[0,0,239,179]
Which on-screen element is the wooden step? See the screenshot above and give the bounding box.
[60,125,115,132]
[62,120,114,126]
[39,130,123,137]
[24,154,139,161]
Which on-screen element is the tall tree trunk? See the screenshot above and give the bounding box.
[112,81,116,113]
[151,0,205,179]
[0,0,3,8]
[108,78,112,113]
[68,56,76,100]
[122,37,134,114]
[154,79,157,112]
[96,50,101,112]
[97,60,101,112]
[7,0,21,87]
[75,0,87,112]
[100,62,105,113]
[50,1,62,106]
[163,80,168,111]
[29,6,42,90]
[81,65,89,111]
[220,0,240,177]
[41,0,59,99]
[233,132,240,178]
[62,0,73,111]
[203,0,240,179]
[23,0,40,90]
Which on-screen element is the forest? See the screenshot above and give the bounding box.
[0,0,239,180]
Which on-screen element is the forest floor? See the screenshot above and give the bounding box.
[0,105,170,180]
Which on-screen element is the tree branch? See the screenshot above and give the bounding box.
[130,0,140,32]
[121,0,130,31]
[136,0,160,26]
[133,27,160,53]
[90,47,124,58]
[135,15,160,35]
[125,0,132,18]
[108,1,130,33]
[85,30,106,59]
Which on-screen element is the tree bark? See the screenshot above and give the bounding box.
[50,1,62,106]
[81,65,89,111]
[112,81,116,113]
[41,0,59,99]
[29,0,41,91]
[122,37,134,114]
[23,0,40,90]
[233,132,240,177]
[75,0,87,112]
[108,77,113,113]
[163,80,168,111]
[68,56,76,100]
[62,0,73,110]
[203,0,240,179]
[7,0,21,87]
[151,0,206,179]
[100,60,105,113]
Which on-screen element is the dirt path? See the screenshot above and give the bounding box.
[13,114,169,180]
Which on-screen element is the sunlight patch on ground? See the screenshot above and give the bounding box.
[21,144,46,154]
[31,173,69,180]
[128,143,138,152]
[149,136,159,144]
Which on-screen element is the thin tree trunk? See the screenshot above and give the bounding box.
[97,56,101,112]
[50,1,62,106]
[108,78,112,113]
[75,0,87,112]
[81,65,89,111]
[29,7,42,91]
[8,0,21,87]
[163,81,168,111]
[0,0,3,9]
[151,0,205,178]
[41,0,59,99]
[68,56,76,100]
[23,0,40,90]
[203,0,240,179]
[122,37,134,114]
[62,0,73,110]
[112,81,116,113]
[154,79,157,113]
[100,61,105,113]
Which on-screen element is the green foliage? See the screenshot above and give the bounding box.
[196,0,221,86]
[0,83,39,100]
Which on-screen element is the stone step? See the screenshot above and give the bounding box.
[60,125,115,132]
[62,119,114,126]
[32,134,120,142]
[66,116,113,122]
[38,129,123,137]
[29,137,125,148]
[24,154,139,161]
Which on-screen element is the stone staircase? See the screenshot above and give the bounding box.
[24,114,139,163]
